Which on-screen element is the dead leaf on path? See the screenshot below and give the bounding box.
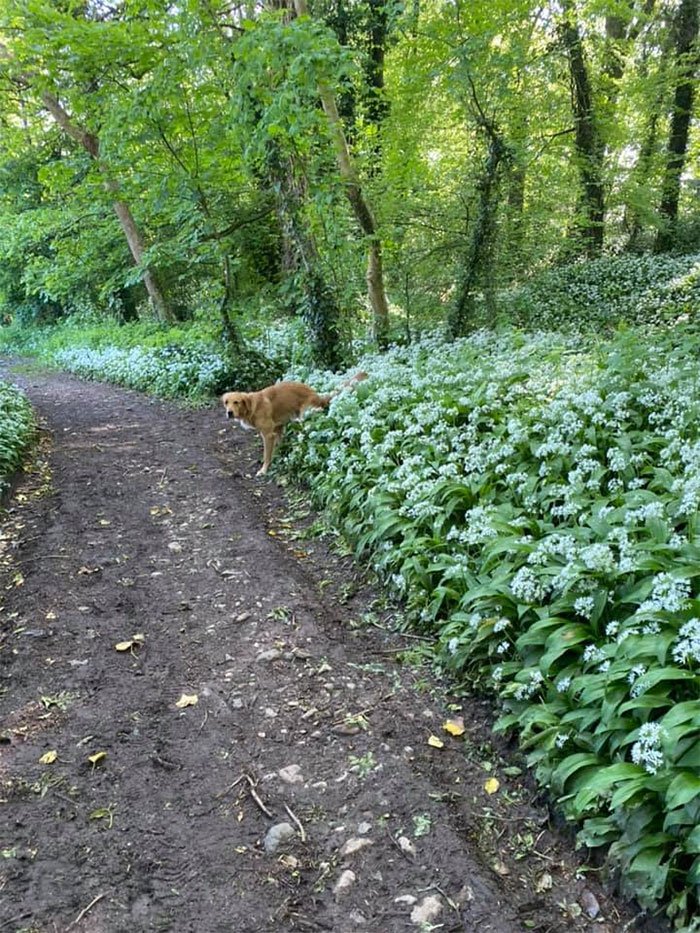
[115,633,146,652]
[427,735,444,749]
[78,566,102,575]
[535,872,553,893]
[443,717,465,737]
[88,751,107,767]
[45,610,56,620]
[484,777,500,795]
[39,750,57,764]
[175,693,198,709]
[492,859,510,876]
[98,520,111,526]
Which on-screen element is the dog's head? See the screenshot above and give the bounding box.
[221,391,250,421]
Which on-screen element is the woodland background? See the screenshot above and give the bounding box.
[0,0,698,360]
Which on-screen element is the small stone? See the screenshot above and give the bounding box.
[394,895,417,906]
[236,611,251,622]
[231,697,244,709]
[410,895,442,926]
[580,889,601,919]
[256,649,282,662]
[264,822,295,855]
[357,821,372,835]
[339,838,374,858]
[397,836,416,858]
[264,707,278,718]
[347,910,367,926]
[168,542,183,553]
[334,869,356,899]
[278,764,304,784]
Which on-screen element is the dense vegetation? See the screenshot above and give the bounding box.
[286,322,700,930]
[0,381,35,498]
[1,0,700,928]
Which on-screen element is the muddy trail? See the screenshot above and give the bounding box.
[0,362,647,933]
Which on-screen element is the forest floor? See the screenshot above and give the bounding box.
[0,361,656,933]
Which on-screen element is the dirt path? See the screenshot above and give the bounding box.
[0,363,644,933]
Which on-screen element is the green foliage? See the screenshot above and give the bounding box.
[502,253,700,332]
[0,381,35,497]
[0,316,282,397]
[284,323,700,928]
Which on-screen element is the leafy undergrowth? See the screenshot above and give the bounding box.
[284,325,700,930]
[0,316,288,397]
[502,253,700,332]
[0,380,35,498]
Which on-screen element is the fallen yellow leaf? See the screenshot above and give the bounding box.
[443,717,465,737]
[115,633,146,652]
[175,693,198,709]
[484,777,500,795]
[88,751,107,766]
[39,750,57,764]
[427,735,444,749]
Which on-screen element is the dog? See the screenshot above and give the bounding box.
[222,372,367,476]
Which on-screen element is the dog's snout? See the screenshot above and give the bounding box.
[226,410,233,419]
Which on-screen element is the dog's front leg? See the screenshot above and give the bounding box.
[257,432,276,476]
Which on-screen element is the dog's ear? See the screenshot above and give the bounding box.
[238,396,250,417]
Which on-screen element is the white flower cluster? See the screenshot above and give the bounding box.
[672,619,700,666]
[631,722,667,775]
[638,573,691,616]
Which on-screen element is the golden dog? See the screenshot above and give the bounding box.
[222,372,367,475]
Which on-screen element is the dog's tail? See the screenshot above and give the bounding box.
[321,371,368,406]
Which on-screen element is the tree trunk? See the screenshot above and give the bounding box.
[449,132,507,337]
[38,90,175,323]
[266,144,344,369]
[365,0,389,166]
[559,4,605,255]
[293,0,390,348]
[625,108,661,249]
[654,0,699,253]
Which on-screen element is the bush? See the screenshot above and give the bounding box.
[284,325,700,929]
[0,381,35,497]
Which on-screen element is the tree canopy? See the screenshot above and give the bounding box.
[0,0,698,351]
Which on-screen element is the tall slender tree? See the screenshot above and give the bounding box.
[559,1,606,254]
[654,0,699,253]
[292,0,391,347]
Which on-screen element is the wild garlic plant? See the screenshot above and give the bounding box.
[286,326,700,929]
[0,381,35,496]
